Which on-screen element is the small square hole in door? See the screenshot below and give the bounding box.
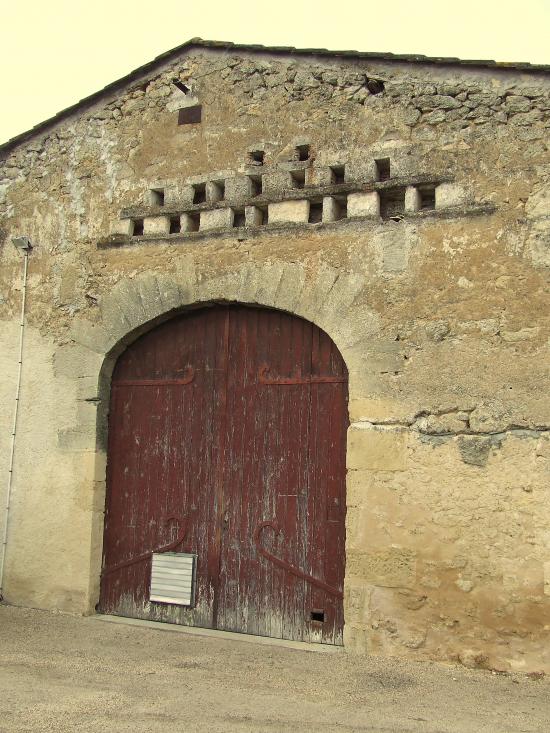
[310,610,325,623]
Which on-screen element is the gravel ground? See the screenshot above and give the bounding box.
[0,605,548,733]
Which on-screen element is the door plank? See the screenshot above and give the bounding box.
[100,306,348,644]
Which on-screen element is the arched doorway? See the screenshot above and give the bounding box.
[99,305,349,644]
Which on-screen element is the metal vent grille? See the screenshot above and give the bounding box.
[150,552,197,606]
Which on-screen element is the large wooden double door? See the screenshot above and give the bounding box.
[99,305,348,644]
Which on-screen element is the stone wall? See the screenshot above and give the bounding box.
[0,46,549,673]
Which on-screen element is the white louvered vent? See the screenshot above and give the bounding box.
[150,552,197,606]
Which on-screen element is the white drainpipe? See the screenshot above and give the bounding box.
[0,237,32,601]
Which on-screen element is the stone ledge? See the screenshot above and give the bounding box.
[119,175,453,219]
[98,204,496,249]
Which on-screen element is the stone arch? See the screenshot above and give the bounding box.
[71,260,382,403]
[64,260,387,612]
[87,262,377,350]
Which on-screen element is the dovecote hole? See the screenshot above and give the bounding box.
[366,78,385,95]
[296,144,311,162]
[249,175,263,197]
[151,188,165,206]
[330,165,346,185]
[380,188,405,220]
[233,209,246,228]
[210,180,226,203]
[375,158,391,182]
[337,195,348,220]
[169,216,181,234]
[291,170,306,189]
[186,212,200,232]
[193,183,207,205]
[131,219,144,236]
[172,79,191,94]
[419,185,436,210]
[178,105,202,125]
[248,150,265,165]
[308,201,323,223]
[110,146,446,245]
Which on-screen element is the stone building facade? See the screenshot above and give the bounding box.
[0,39,549,672]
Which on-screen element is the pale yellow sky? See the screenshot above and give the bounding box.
[2,0,549,145]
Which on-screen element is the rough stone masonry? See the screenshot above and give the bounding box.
[0,39,549,673]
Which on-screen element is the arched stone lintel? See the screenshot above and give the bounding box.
[69,263,382,388]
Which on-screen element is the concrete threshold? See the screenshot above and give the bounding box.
[93,613,344,653]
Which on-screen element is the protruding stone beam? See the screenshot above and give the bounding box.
[405,186,421,213]
[347,192,380,218]
[200,208,234,230]
[143,216,170,236]
[268,200,309,224]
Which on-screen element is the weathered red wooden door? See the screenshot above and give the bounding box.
[99,305,348,644]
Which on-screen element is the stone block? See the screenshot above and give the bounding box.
[156,276,187,312]
[344,583,370,625]
[347,426,407,471]
[536,434,550,459]
[180,212,200,232]
[57,427,96,452]
[200,208,234,230]
[75,376,100,401]
[308,165,334,187]
[348,398,407,424]
[526,184,550,218]
[346,159,377,183]
[382,240,408,273]
[100,283,146,333]
[346,470,371,507]
[268,200,309,225]
[343,624,369,655]
[76,399,99,429]
[162,185,182,207]
[225,176,255,203]
[347,548,416,588]
[262,170,293,196]
[526,219,550,268]
[53,344,103,379]
[457,435,494,467]
[375,226,415,274]
[145,187,165,207]
[405,186,421,213]
[206,180,225,204]
[323,196,344,222]
[505,95,531,113]
[110,219,133,236]
[271,262,307,314]
[143,216,170,236]
[178,184,195,208]
[348,192,380,218]
[167,92,200,113]
[245,205,265,226]
[70,319,112,355]
[74,450,107,487]
[435,183,468,209]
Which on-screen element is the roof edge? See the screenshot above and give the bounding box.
[1,37,549,158]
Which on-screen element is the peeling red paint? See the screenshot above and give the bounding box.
[100,305,348,644]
